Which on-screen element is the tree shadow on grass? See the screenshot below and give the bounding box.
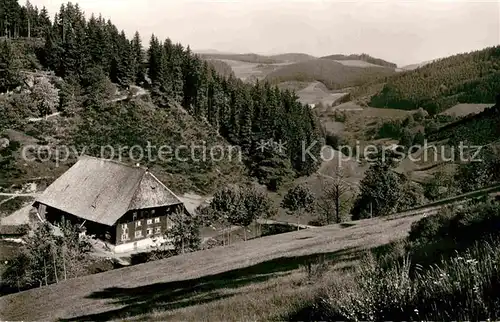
[60,246,361,321]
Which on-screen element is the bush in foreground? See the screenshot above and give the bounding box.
[293,240,500,321]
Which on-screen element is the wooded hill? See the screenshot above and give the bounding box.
[368,46,500,114]
[0,2,323,193]
[429,97,500,146]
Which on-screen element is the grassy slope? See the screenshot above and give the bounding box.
[269,53,317,62]
[265,59,396,90]
[0,211,430,321]
[439,103,492,117]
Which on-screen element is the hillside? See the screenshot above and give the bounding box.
[429,99,500,145]
[399,59,436,71]
[368,46,500,114]
[321,53,397,68]
[197,53,282,64]
[268,53,317,62]
[265,58,396,90]
[0,211,431,321]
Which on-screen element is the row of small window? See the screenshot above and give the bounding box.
[121,227,162,241]
[121,217,160,230]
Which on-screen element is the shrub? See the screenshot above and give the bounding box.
[260,223,298,237]
[325,132,341,149]
[333,110,346,122]
[412,131,425,146]
[377,120,403,139]
[399,128,414,148]
[413,108,427,122]
[408,206,455,245]
[408,201,500,264]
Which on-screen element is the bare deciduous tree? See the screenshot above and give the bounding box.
[316,167,355,224]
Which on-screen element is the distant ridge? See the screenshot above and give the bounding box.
[197,53,282,64]
[194,49,237,55]
[321,53,397,68]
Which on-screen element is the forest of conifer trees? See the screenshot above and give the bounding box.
[0,0,51,38]
[369,46,500,114]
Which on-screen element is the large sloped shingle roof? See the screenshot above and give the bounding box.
[35,156,183,226]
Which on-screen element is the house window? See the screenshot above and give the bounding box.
[146,228,153,236]
[121,224,128,230]
[135,230,143,238]
[132,212,137,220]
[155,226,161,234]
[121,232,129,241]
[154,217,160,223]
[152,209,155,215]
[147,219,153,225]
[136,220,142,228]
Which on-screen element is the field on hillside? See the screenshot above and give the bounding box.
[0,210,430,321]
[318,103,413,138]
[333,59,385,68]
[321,53,397,68]
[440,103,493,117]
[198,53,282,64]
[295,81,348,106]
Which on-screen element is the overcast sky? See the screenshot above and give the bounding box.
[30,0,499,66]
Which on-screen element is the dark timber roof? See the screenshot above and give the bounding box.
[35,156,182,226]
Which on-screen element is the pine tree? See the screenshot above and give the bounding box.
[0,40,22,92]
[182,46,202,112]
[170,42,185,104]
[147,34,161,87]
[131,31,145,84]
[112,31,134,86]
[37,6,51,38]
